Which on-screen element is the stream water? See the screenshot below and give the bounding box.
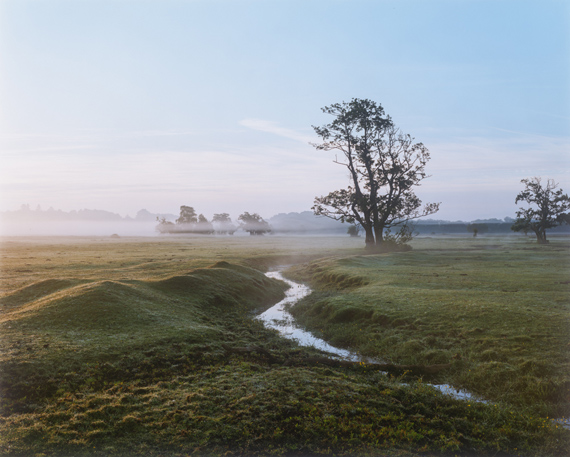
[259,271,375,363]
[258,269,483,403]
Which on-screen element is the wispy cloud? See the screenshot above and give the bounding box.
[490,127,570,140]
[122,129,197,138]
[239,119,315,144]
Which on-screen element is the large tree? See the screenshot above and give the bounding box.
[312,98,439,248]
[511,177,570,244]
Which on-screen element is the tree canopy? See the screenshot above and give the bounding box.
[238,212,271,236]
[511,177,570,243]
[195,214,215,234]
[347,224,360,237]
[212,213,237,235]
[157,206,215,234]
[312,98,439,248]
[176,206,197,225]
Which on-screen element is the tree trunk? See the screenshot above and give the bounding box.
[534,228,548,244]
[364,226,375,248]
[374,226,384,246]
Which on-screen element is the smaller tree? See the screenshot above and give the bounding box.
[176,206,197,225]
[467,223,488,238]
[347,224,360,237]
[156,216,175,234]
[383,222,416,247]
[194,214,215,235]
[212,213,237,235]
[511,178,570,244]
[238,212,271,236]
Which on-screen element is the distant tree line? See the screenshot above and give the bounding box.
[2,205,125,221]
[156,206,271,236]
[5,204,568,239]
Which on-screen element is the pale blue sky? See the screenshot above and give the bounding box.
[1,0,568,221]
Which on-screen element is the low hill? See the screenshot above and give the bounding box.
[0,262,287,350]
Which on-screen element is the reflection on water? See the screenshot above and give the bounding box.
[430,384,485,402]
[258,271,368,362]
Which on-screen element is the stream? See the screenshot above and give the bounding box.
[258,269,484,403]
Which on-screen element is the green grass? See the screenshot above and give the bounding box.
[286,236,570,418]
[0,235,568,456]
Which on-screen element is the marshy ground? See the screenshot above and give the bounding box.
[0,235,568,456]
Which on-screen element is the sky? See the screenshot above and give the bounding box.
[0,0,569,222]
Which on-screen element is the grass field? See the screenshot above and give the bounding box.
[286,236,570,418]
[0,234,568,456]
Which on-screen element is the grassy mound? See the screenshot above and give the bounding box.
[148,261,283,307]
[0,262,287,411]
[0,278,89,310]
[4,280,176,331]
[2,262,286,333]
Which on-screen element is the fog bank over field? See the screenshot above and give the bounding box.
[0,208,347,237]
[0,207,168,237]
[2,206,568,237]
[0,220,160,237]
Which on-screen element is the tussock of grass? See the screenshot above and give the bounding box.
[0,261,287,413]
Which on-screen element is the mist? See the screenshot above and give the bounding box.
[0,220,160,237]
